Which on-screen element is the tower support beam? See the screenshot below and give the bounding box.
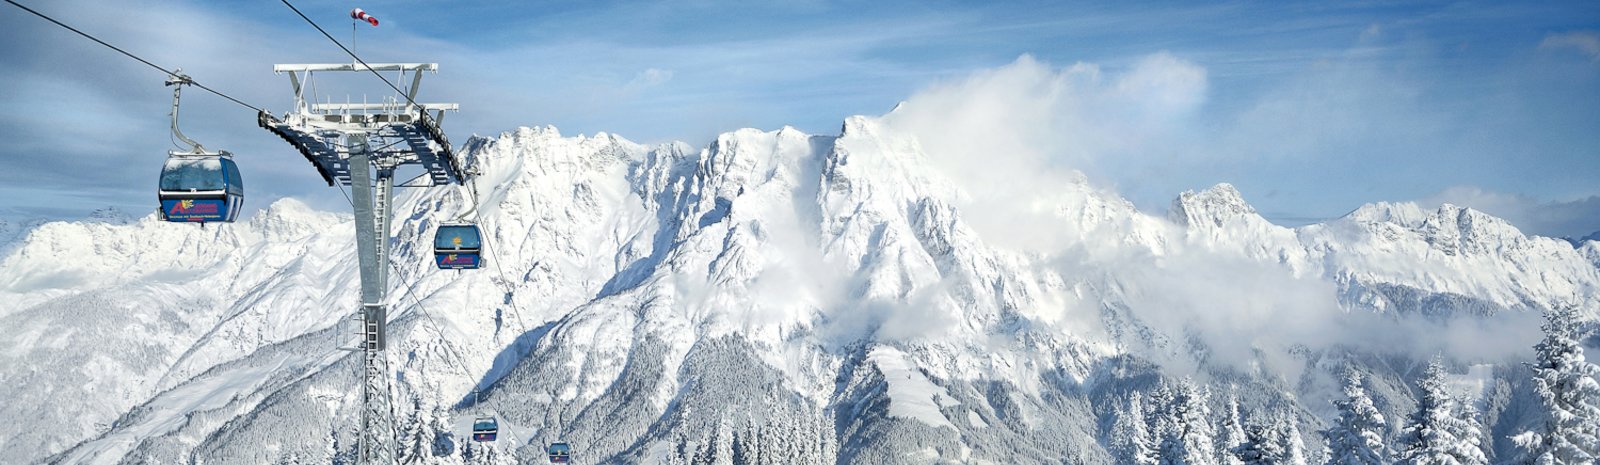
[350,138,395,465]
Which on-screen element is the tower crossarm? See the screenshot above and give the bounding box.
[264,62,462,187]
[259,111,345,185]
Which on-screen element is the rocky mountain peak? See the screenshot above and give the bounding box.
[1168,182,1260,228]
[1418,203,1527,257]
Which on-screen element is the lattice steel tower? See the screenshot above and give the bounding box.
[260,62,461,465]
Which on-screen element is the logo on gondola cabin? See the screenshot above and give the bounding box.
[440,253,476,266]
[452,236,462,247]
[169,199,219,215]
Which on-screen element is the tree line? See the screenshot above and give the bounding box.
[1111,304,1599,465]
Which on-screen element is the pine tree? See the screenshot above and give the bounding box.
[1234,422,1287,465]
[1396,359,1488,465]
[429,406,453,458]
[663,445,689,465]
[1452,398,1489,465]
[709,420,735,465]
[398,399,426,465]
[1514,304,1600,465]
[1323,371,1388,465]
[1111,391,1162,465]
[466,439,505,465]
[1218,390,1248,465]
[1231,413,1304,465]
[732,425,754,465]
[691,433,713,465]
[818,412,838,464]
[1280,415,1308,465]
[1155,379,1219,465]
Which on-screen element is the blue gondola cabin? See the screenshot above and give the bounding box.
[548,442,571,463]
[434,223,482,269]
[158,153,243,223]
[471,416,497,442]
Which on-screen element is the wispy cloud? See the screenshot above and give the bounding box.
[884,52,1207,250]
[1540,30,1600,62]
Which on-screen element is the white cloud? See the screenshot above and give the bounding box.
[1359,23,1383,43]
[876,54,1556,376]
[1094,243,1546,377]
[627,68,674,89]
[882,53,1206,251]
[1540,30,1600,62]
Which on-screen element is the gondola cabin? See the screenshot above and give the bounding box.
[434,223,483,269]
[471,416,498,442]
[547,442,571,463]
[158,152,243,223]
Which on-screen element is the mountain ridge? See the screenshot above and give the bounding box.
[1,116,1595,464]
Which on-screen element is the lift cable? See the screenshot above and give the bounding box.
[4,0,269,114]
[483,226,534,337]
[387,257,495,406]
[329,182,494,409]
[459,175,534,338]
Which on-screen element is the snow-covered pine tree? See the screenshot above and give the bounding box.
[663,446,689,465]
[1279,415,1308,465]
[805,412,832,464]
[465,439,509,465]
[684,434,710,465]
[733,424,755,465]
[662,432,693,465]
[1218,389,1248,465]
[1514,304,1600,465]
[1322,371,1389,465]
[754,421,775,464]
[710,420,735,465]
[398,398,427,465]
[818,413,839,464]
[1395,359,1488,465]
[429,406,453,458]
[1452,397,1489,464]
[1155,378,1219,465]
[1112,391,1161,465]
[1233,422,1287,465]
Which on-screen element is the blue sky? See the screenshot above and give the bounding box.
[2,0,1597,237]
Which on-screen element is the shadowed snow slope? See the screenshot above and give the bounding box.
[1,119,1597,464]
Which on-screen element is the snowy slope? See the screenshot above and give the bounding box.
[1580,241,1600,270]
[1,116,1596,464]
[0,199,354,463]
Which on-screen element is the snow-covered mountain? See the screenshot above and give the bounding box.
[2,114,1596,464]
[1561,230,1600,248]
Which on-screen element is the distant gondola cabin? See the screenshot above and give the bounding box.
[471,416,497,442]
[547,442,571,463]
[434,223,482,269]
[158,153,243,223]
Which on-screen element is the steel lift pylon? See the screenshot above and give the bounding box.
[260,62,461,465]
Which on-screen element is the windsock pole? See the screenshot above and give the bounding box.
[350,8,379,65]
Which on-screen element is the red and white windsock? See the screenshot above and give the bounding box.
[351,8,379,26]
